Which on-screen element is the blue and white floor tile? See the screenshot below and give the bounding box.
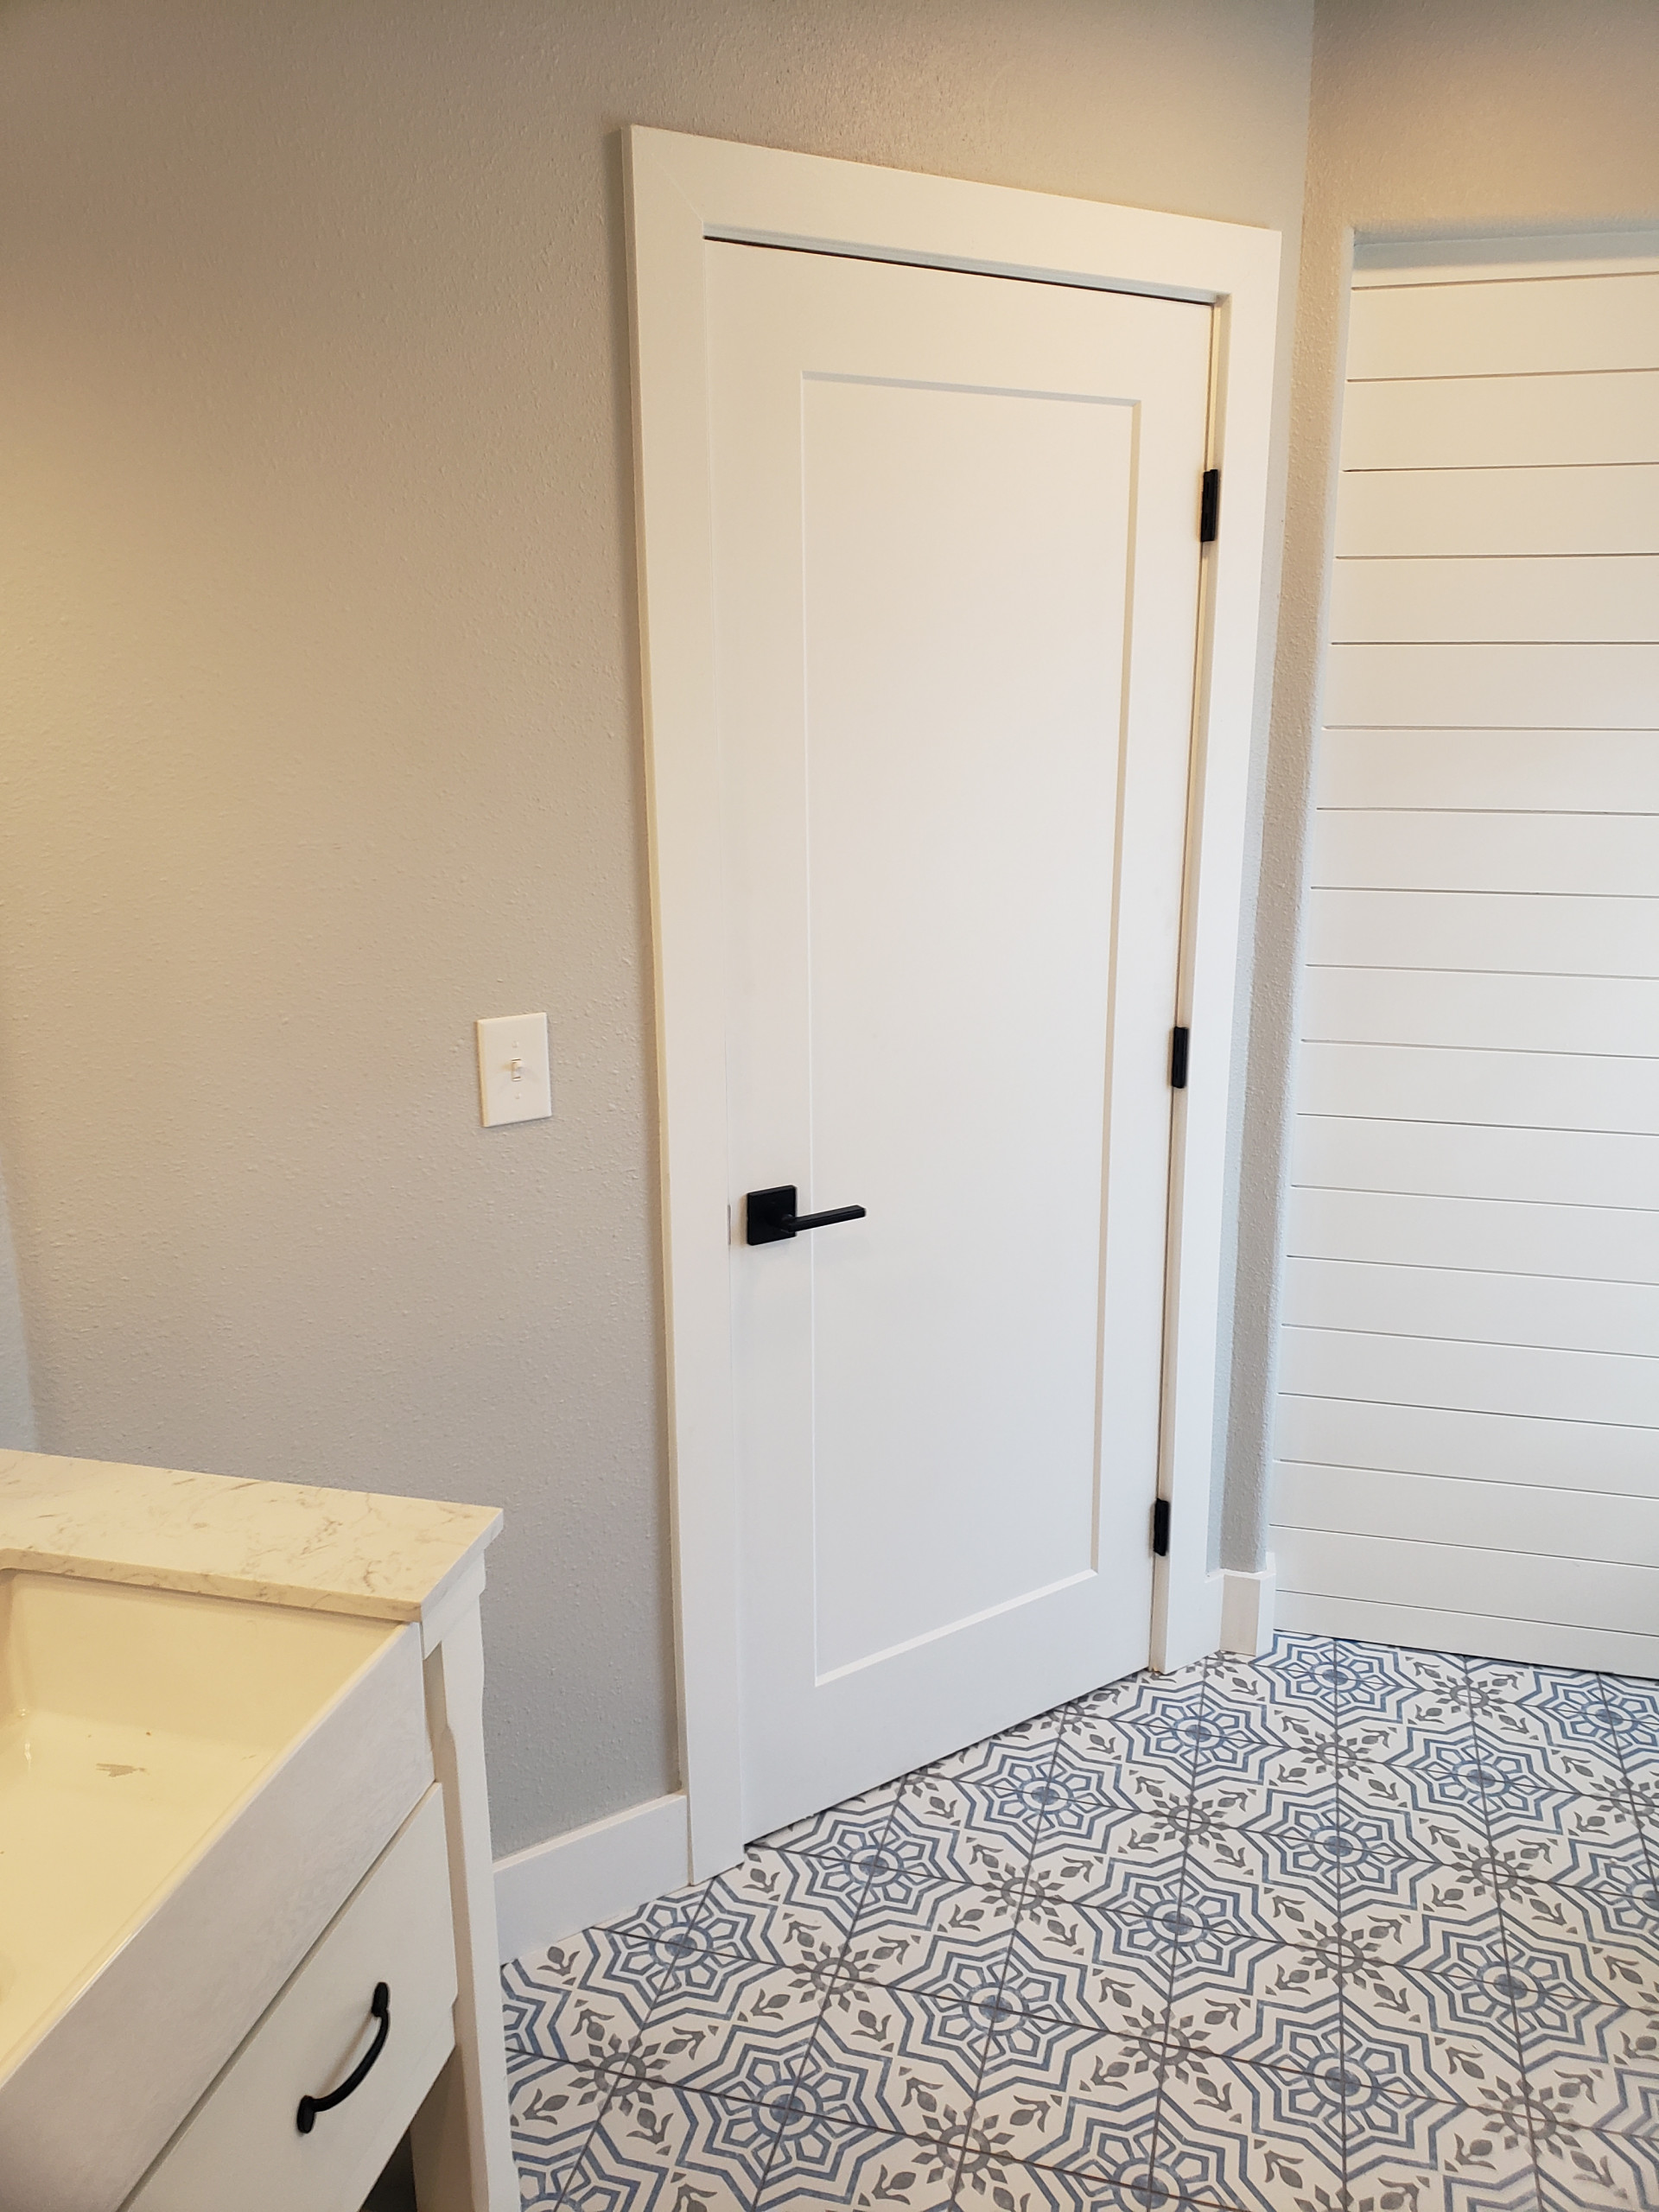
[505,1635,1659,2208]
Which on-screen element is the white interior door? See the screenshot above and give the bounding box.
[706,242,1213,1838]
[1274,252,1659,1675]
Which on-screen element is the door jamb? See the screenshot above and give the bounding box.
[624,125,1282,1878]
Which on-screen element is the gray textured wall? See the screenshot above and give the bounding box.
[1222,0,1659,1573]
[0,0,1314,1854]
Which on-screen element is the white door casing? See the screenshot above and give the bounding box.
[711,242,1211,1839]
[625,128,1282,1876]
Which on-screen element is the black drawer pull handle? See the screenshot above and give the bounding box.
[746,1185,867,1246]
[296,1982,390,2134]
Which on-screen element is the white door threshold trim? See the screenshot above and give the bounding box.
[493,1794,690,1966]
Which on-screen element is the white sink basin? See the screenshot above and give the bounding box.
[0,1571,432,2212]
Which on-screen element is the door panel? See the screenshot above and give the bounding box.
[802,376,1124,1675]
[707,243,1211,1836]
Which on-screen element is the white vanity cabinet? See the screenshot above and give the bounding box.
[130,1788,459,2212]
[0,1452,518,2212]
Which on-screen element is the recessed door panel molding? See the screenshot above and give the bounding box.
[1274,245,1659,1670]
[627,127,1282,1872]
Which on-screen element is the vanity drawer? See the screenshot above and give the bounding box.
[127,1785,457,2212]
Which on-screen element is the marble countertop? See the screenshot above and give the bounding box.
[0,1450,502,1625]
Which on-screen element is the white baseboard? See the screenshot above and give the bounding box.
[1218,1558,1277,1657]
[493,1567,1278,1961]
[494,1792,690,1965]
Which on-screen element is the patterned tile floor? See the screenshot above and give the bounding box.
[503,1636,1659,2210]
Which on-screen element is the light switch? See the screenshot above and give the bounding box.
[476,1012,552,1128]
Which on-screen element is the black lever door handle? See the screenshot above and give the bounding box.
[746,1185,868,1246]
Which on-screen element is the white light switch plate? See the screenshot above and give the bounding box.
[476,1012,552,1127]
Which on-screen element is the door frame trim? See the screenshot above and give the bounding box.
[624,124,1281,1877]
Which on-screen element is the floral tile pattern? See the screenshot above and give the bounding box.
[506,1636,1659,2208]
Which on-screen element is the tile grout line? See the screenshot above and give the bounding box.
[1330,1636,1352,2205]
[549,1844,737,2206]
[1459,1654,1548,2209]
[747,1781,916,2209]
[565,1781,913,2210]
[1598,1670,1659,1897]
[1141,1653,1220,2202]
[948,1706,1076,2207]
[1585,1662,1659,2193]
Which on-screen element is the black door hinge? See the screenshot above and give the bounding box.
[1170,1026,1190,1090]
[1199,467,1220,544]
[1152,1498,1171,1557]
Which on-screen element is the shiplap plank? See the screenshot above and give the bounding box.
[1355,242,1659,287]
[1273,1589,1659,1675]
[1282,1255,1659,1357]
[1341,372,1659,470]
[1315,732,1659,814]
[1326,643,1659,729]
[1295,1040,1659,1139]
[1311,809,1659,895]
[1280,1325,1659,1428]
[1330,556,1659,645]
[1286,1184,1659,1282]
[1274,1393,1659,1497]
[1336,465,1659,558]
[1290,1114,1659,1213]
[1305,888,1659,978]
[1301,966,1659,1058]
[1273,1462,1659,1563]
[1274,1527,1659,1636]
[1347,272,1659,380]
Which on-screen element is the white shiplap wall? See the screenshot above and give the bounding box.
[1273,251,1659,1673]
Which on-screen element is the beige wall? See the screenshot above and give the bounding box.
[1225,0,1659,1568]
[0,0,1314,1854]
